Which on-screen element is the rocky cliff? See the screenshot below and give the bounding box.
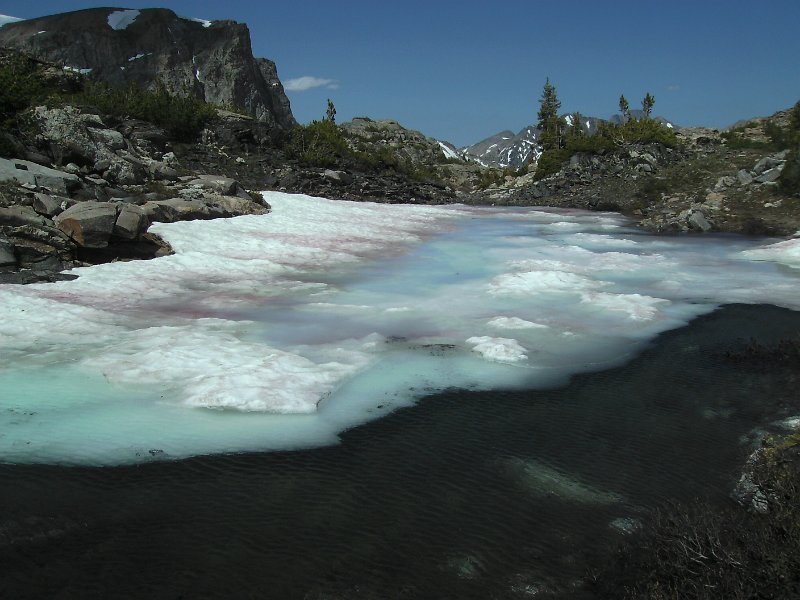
[0,7,295,130]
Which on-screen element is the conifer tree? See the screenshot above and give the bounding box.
[325,98,336,124]
[642,93,655,118]
[570,111,584,137]
[537,78,563,150]
[618,95,630,121]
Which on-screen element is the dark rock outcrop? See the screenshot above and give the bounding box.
[0,7,295,129]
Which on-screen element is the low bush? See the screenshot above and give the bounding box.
[284,119,351,168]
[68,81,217,141]
[0,53,49,123]
[533,148,572,181]
[533,118,677,180]
[617,118,679,148]
[779,148,800,196]
[589,435,800,599]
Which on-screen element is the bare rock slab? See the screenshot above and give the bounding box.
[55,201,118,248]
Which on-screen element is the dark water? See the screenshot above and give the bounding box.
[1,304,799,599]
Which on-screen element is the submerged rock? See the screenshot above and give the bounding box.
[501,457,624,506]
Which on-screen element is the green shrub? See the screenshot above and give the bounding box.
[68,81,217,141]
[0,54,49,123]
[533,148,572,180]
[285,119,353,168]
[780,148,800,196]
[617,118,679,148]
[720,129,771,149]
[566,131,615,153]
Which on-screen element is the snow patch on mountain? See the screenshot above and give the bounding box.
[0,14,21,27]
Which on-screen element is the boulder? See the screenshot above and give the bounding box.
[0,205,50,228]
[190,175,250,198]
[754,167,783,184]
[0,157,81,193]
[32,105,106,164]
[323,169,354,185]
[737,169,753,185]
[212,195,271,217]
[54,201,118,247]
[150,162,179,181]
[752,157,781,175]
[0,239,16,268]
[87,127,125,151]
[113,203,149,240]
[142,198,213,223]
[714,175,736,191]
[688,211,712,232]
[5,224,75,268]
[33,193,72,217]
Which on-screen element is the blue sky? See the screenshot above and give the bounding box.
[3,0,799,147]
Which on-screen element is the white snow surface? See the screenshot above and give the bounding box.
[437,141,460,160]
[182,16,213,27]
[487,317,548,330]
[0,14,21,27]
[107,9,140,30]
[466,336,528,363]
[2,193,800,465]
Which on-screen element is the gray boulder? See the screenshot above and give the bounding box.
[323,169,354,185]
[113,204,149,240]
[33,193,72,217]
[187,175,255,200]
[5,224,75,269]
[190,175,243,196]
[688,211,712,232]
[0,239,16,268]
[737,169,753,185]
[212,195,270,217]
[752,157,781,175]
[104,158,147,186]
[754,167,783,184]
[54,202,119,248]
[0,157,81,194]
[31,106,150,186]
[0,205,50,228]
[142,198,213,223]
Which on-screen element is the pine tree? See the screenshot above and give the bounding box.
[618,95,630,122]
[537,78,563,150]
[325,98,336,124]
[642,93,655,118]
[569,111,584,138]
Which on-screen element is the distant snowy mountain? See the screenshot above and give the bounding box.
[462,116,604,168]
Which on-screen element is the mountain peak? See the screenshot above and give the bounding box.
[0,7,295,129]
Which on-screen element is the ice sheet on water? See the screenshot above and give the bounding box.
[2,193,800,465]
[742,237,800,270]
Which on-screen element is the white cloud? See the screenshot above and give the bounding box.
[284,76,339,92]
[667,84,680,92]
